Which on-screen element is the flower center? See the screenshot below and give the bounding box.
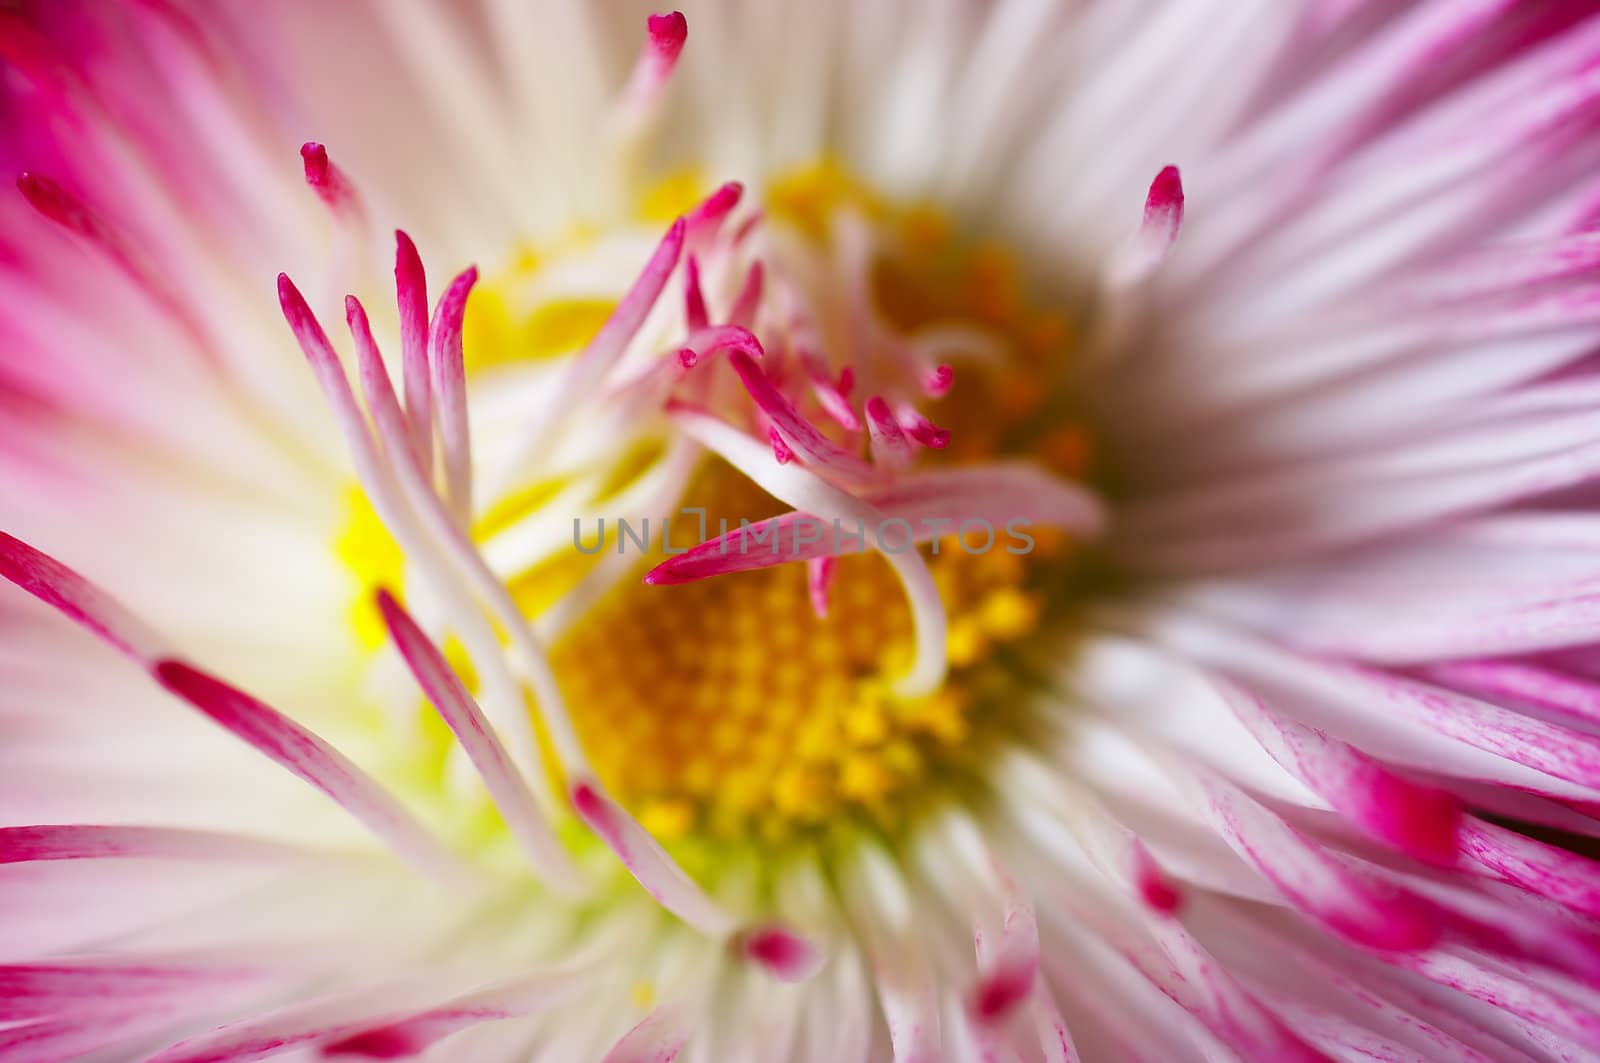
[551,462,1061,846]
[343,162,1096,853]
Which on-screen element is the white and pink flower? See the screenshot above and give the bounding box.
[5,2,1600,1060]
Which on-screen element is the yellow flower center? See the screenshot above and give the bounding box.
[340,161,1091,853]
[550,464,1065,846]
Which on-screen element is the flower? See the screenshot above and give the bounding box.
[5,1,1600,1060]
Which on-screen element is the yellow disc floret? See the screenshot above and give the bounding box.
[548,464,1048,845]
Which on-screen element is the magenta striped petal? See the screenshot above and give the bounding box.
[1391,948,1600,1057]
[1109,165,1185,285]
[728,259,764,329]
[428,266,478,526]
[865,395,913,470]
[969,869,1040,1026]
[347,297,421,472]
[298,142,361,218]
[393,230,432,463]
[1219,680,1463,862]
[726,350,881,487]
[736,926,822,983]
[797,347,859,431]
[618,11,689,113]
[1424,658,1600,730]
[682,254,709,332]
[601,1006,687,1063]
[570,781,737,936]
[1366,855,1600,984]
[154,660,469,885]
[0,962,263,1022]
[683,180,742,245]
[1141,918,1330,1063]
[0,825,312,865]
[317,970,581,1060]
[0,530,169,661]
[570,218,685,390]
[807,555,836,618]
[14,172,207,354]
[0,532,455,881]
[1129,839,1184,914]
[144,990,420,1063]
[375,588,580,891]
[0,1004,192,1063]
[1459,815,1600,919]
[1192,769,1440,952]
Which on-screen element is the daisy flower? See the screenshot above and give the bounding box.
[6,1,1600,1060]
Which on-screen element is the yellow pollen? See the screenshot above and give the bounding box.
[547,463,1047,844]
[335,486,404,651]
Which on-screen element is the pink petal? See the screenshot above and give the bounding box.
[0,1006,189,1062]
[318,970,580,1060]
[429,266,478,526]
[1131,839,1184,914]
[896,406,950,450]
[617,11,689,117]
[1194,769,1440,952]
[736,926,823,983]
[0,825,310,865]
[969,870,1040,1027]
[602,1006,686,1063]
[797,348,859,431]
[1142,919,1330,1063]
[15,171,206,352]
[1460,815,1600,919]
[299,142,362,218]
[682,254,709,332]
[154,660,469,885]
[807,556,836,619]
[1219,680,1462,862]
[1391,948,1600,1054]
[0,530,169,662]
[1423,658,1600,731]
[1110,165,1185,285]
[0,962,253,1019]
[728,259,764,329]
[683,181,742,246]
[569,781,736,936]
[666,407,949,698]
[727,351,881,487]
[768,426,794,465]
[347,296,421,473]
[278,272,368,456]
[865,395,913,470]
[393,231,432,463]
[546,218,684,422]
[376,589,581,892]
